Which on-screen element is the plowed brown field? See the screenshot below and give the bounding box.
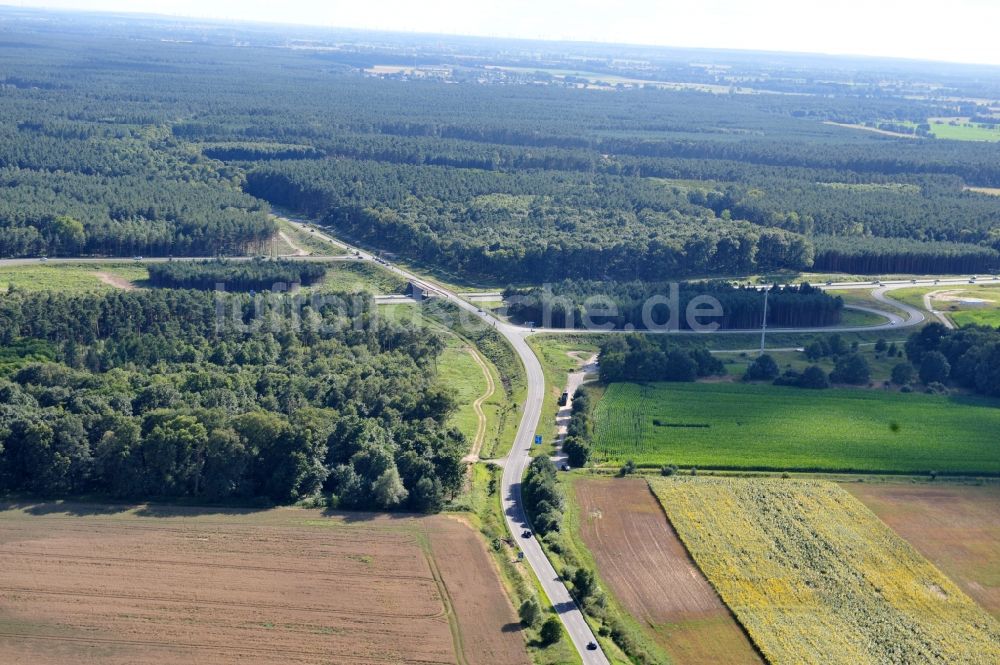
[845,482,1000,617]
[0,502,528,665]
[573,478,761,664]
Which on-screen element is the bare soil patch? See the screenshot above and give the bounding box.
[845,482,1000,617]
[95,271,137,291]
[0,502,526,665]
[573,478,761,664]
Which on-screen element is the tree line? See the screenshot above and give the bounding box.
[504,281,843,330]
[147,259,329,291]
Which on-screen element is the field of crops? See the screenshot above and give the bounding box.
[648,477,1000,664]
[591,383,1000,473]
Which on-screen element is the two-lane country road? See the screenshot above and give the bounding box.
[275,218,611,664]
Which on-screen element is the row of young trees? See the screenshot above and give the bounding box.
[505,281,843,331]
[0,289,464,510]
[562,388,594,468]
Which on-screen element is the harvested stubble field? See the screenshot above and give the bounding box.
[0,502,527,665]
[648,477,1000,665]
[592,382,1000,474]
[845,482,1000,617]
[572,478,761,664]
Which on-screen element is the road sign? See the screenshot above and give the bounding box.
[534,435,542,445]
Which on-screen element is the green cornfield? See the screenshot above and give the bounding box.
[592,382,1000,473]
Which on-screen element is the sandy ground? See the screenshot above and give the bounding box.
[95,271,136,290]
[277,231,309,257]
[0,502,527,665]
[845,482,1000,617]
[573,478,761,664]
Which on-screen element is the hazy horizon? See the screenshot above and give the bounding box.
[6,0,1000,68]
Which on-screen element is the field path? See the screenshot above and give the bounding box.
[462,346,496,463]
[95,271,136,291]
[922,290,957,329]
[573,478,762,664]
[276,230,309,257]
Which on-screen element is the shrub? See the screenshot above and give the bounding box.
[518,598,541,627]
[563,436,591,468]
[891,362,916,386]
[830,353,871,385]
[744,354,780,381]
[797,365,830,389]
[661,464,678,476]
[925,381,950,395]
[919,351,951,385]
[539,617,563,645]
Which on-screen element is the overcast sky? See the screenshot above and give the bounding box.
[8,0,1000,66]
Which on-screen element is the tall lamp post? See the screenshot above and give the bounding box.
[759,286,769,356]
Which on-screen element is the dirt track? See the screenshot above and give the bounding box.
[0,502,527,665]
[573,478,761,664]
[95,271,136,290]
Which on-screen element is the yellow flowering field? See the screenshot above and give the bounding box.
[648,477,1000,664]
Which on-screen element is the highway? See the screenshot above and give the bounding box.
[0,255,354,266]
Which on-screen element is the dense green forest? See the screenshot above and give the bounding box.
[147,259,328,291]
[505,281,842,330]
[0,10,997,277]
[0,289,463,510]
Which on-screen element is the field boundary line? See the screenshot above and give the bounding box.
[417,533,469,665]
[640,479,770,664]
[0,631,455,664]
[0,586,445,620]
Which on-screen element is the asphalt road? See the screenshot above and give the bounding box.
[276,219,611,663]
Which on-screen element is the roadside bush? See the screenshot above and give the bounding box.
[620,459,637,476]
[523,456,562,534]
[562,435,591,468]
[661,464,678,476]
[518,598,541,627]
[539,617,563,646]
[573,568,597,599]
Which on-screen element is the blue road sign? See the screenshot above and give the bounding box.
[534,435,542,445]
